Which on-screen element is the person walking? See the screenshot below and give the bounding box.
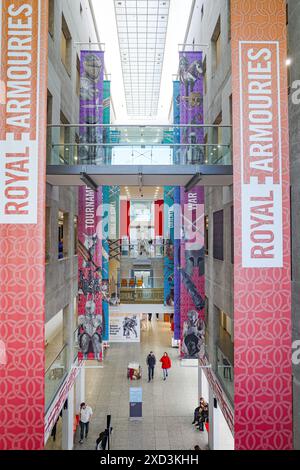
[146,351,156,382]
[79,402,93,444]
[160,352,172,380]
[96,430,107,450]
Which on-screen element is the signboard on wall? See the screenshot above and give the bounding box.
[0,0,48,450]
[231,0,292,450]
[109,313,140,343]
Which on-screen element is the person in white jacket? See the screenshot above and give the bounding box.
[79,402,93,444]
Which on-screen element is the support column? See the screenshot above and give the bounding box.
[63,303,74,370]
[208,386,214,451]
[0,1,48,450]
[75,367,86,413]
[231,0,292,450]
[62,386,75,451]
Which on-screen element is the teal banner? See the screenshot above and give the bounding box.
[173,80,180,164]
[103,80,111,164]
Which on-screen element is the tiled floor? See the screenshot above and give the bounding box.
[73,320,208,451]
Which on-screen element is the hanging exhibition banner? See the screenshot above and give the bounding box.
[108,186,120,305]
[109,313,140,343]
[0,0,48,450]
[102,81,111,340]
[78,187,103,360]
[179,187,205,359]
[179,51,204,164]
[231,0,292,450]
[79,50,104,164]
[178,51,205,357]
[173,80,180,165]
[102,186,110,341]
[103,80,111,165]
[78,50,104,360]
[164,187,174,307]
[173,82,181,339]
[173,187,181,340]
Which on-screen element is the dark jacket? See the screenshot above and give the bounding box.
[146,354,156,368]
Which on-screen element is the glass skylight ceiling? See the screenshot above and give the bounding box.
[114,0,170,117]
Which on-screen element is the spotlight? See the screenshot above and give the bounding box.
[286,57,292,66]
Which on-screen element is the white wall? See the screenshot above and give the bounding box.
[213,401,234,450]
[200,369,209,403]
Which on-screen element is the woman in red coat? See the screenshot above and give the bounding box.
[160,352,172,380]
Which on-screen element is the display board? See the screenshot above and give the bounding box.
[129,387,142,420]
[109,313,141,343]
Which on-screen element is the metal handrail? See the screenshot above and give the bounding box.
[50,143,230,147]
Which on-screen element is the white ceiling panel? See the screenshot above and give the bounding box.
[114,0,170,117]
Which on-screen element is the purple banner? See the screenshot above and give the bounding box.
[179,51,205,358]
[180,187,205,358]
[174,187,181,340]
[79,51,104,164]
[179,51,204,164]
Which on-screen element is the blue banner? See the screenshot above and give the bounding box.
[174,186,181,340]
[102,186,110,341]
[173,80,180,164]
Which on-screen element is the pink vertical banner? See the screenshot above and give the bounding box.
[0,0,48,450]
[231,0,292,450]
[180,187,205,358]
[78,187,103,360]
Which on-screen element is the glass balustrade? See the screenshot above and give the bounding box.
[216,345,234,404]
[45,345,68,411]
[120,239,165,259]
[45,329,80,412]
[47,125,232,167]
[119,277,164,304]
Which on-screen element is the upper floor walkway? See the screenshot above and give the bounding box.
[46,124,233,187]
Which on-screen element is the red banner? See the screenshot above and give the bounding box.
[231,0,292,450]
[0,0,48,449]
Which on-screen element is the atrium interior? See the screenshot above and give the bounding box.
[0,0,299,453]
